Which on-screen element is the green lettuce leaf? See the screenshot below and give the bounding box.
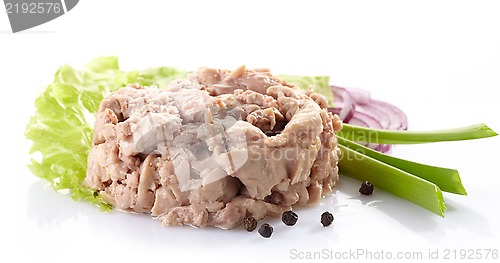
[278,75,332,106]
[25,56,185,210]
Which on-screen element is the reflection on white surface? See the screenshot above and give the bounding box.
[26,179,242,246]
[14,157,499,263]
[25,174,493,243]
[442,199,493,238]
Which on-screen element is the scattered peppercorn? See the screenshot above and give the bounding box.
[321,211,334,227]
[258,223,273,238]
[282,211,298,226]
[243,216,257,232]
[359,181,374,195]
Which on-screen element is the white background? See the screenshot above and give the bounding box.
[1,1,499,262]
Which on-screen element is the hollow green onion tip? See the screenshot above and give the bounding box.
[338,123,497,145]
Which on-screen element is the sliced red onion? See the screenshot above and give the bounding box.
[330,86,355,122]
[353,103,392,130]
[328,85,408,153]
[347,111,383,150]
[343,87,371,104]
[375,144,392,153]
[348,111,384,129]
[370,100,408,131]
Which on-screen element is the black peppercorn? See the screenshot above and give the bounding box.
[321,211,334,227]
[258,223,273,238]
[282,211,298,226]
[243,216,257,232]
[359,181,374,195]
